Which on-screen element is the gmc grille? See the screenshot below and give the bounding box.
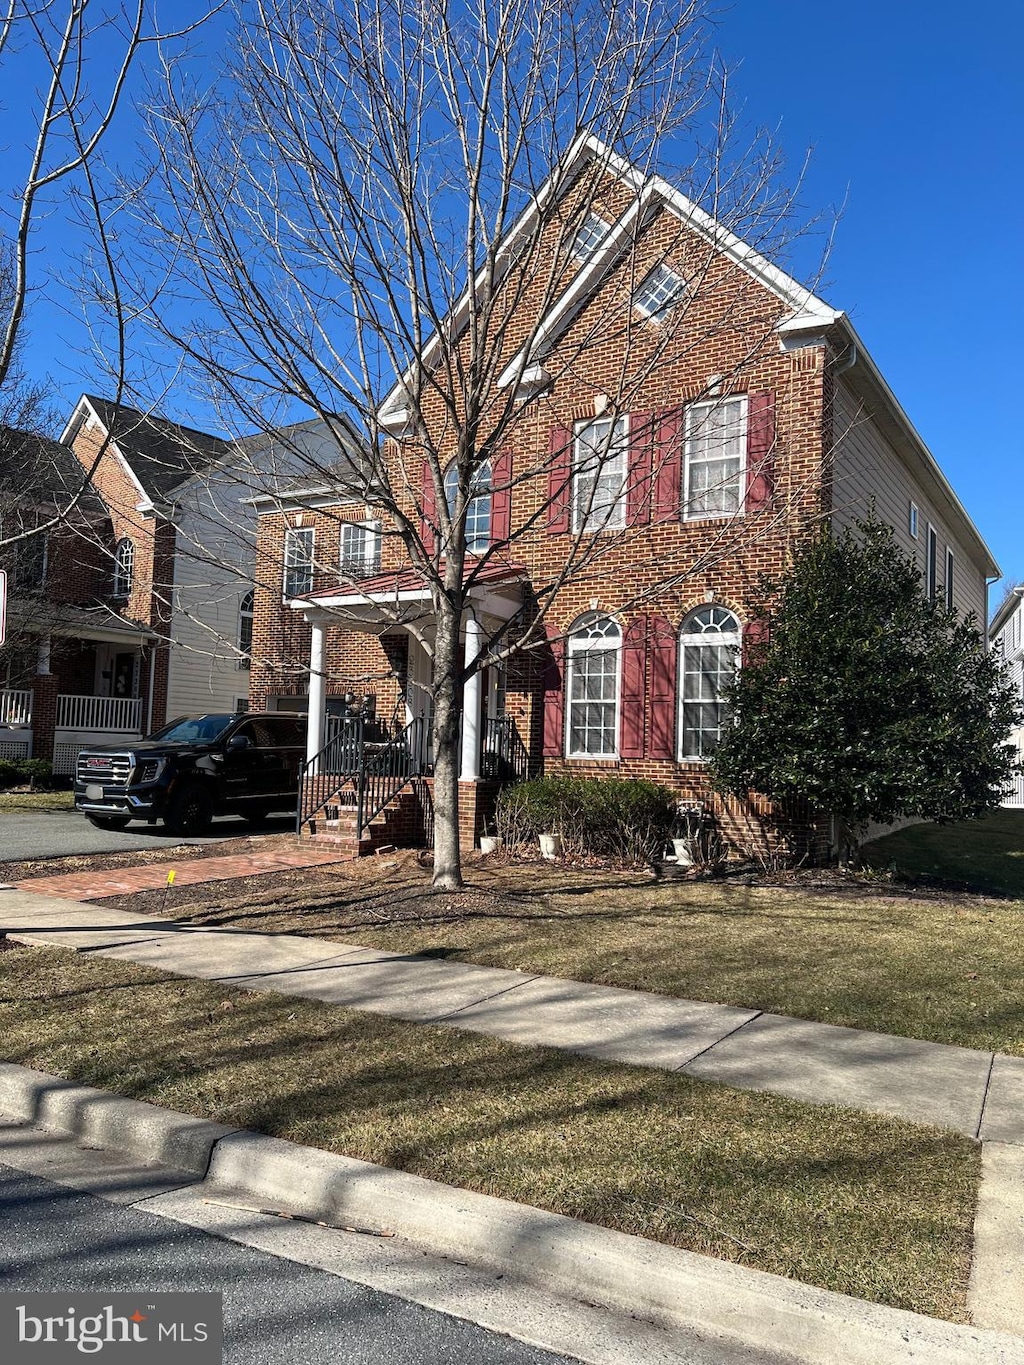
[76,752,133,787]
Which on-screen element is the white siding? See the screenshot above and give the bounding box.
[830,377,987,624]
[164,420,341,718]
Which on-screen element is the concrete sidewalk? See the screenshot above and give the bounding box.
[3,886,1023,1143]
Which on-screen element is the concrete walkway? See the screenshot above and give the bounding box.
[2,886,1022,1143]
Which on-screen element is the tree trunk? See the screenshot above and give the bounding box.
[431,600,464,889]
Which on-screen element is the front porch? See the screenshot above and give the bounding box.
[0,690,147,774]
[288,565,533,854]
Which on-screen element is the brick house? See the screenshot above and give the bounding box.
[245,135,998,856]
[0,396,342,774]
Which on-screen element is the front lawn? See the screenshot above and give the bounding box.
[0,942,979,1322]
[864,809,1024,899]
[0,789,74,812]
[91,852,1024,1055]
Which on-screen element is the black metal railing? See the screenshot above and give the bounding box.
[481,715,529,782]
[298,714,429,838]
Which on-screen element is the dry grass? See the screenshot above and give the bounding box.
[0,942,979,1322]
[0,789,74,812]
[92,850,1024,1055]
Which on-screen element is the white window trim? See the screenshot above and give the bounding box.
[572,212,612,262]
[571,415,629,535]
[633,263,686,320]
[283,526,315,599]
[909,502,919,539]
[682,396,748,522]
[565,616,622,760]
[444,460,492,555]
[237,588,254,671]
[677,607,742,762]
[112,537,134,598]
[339,519,382,576]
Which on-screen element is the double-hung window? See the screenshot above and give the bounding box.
[684,397,747,518]
[678,606,742,760]
[283,527,315,598]
[633,264,686,320]
[339,521,382,577]
[238,589,254,669]
[573,416,628,533]
[572,213,612,262]
[565,614,621,758]
[444,461,492,554]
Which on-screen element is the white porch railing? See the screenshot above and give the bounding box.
[0,689,32,727]
[1003,771,1024,809]
[55,694,143,733]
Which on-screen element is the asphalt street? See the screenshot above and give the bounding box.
[0,1163,576,1365]
[0,810,295,862]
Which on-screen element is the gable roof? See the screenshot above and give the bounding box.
[0,425,105,517]
[61,396,230,503]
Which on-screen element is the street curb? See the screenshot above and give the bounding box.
[0,1063,236,1176]
[1,1063,1020,1365]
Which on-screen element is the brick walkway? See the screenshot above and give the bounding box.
[15,844,353,901]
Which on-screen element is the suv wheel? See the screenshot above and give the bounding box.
[87,815,130,831]
[165,784,214,837]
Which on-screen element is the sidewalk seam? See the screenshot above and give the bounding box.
[973,1053,997,1141]
[427,974,544,1023]
[675,1010,764,1071]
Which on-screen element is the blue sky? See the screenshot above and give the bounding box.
[5,1,1022,595]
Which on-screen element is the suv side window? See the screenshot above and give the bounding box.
[231,721,258,746]
[263,715,304,746]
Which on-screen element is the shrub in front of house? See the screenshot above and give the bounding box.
[0,757,54,791]
[496,776,677,866]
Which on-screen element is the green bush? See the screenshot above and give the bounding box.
[0,757,53,791]
[496,776,677,866]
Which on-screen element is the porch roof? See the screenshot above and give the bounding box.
[7,599,154,645]
[290,559,529,630]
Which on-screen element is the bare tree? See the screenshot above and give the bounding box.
[123,0,827,886]
[0,1,217,556]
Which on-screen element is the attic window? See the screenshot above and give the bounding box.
[572,213,612,262]
[634,264,686,320]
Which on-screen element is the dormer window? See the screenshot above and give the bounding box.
[634,264,686,319]
[572,213,612,262]
[113,537,134,597]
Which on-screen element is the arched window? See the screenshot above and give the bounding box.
[678,606,741,760]
[113,538,134,597]
[238,589,254,670]
[565,613,621,758]
[444,459,491,554]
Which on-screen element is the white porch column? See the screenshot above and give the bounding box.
[460,615,483,782]
[36,634,51,675]
[306,619,327,764]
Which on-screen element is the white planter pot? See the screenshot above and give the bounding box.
[672,837,694,866]
[479,835,501,855]
[538,833,563,861]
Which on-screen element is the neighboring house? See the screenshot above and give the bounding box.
[245,136,1000,854]
[989,586,1024,804]
[0,396,345,774]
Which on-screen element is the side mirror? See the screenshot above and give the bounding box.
[226,733,251,752]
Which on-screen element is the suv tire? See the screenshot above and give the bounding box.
[165,784,214,837]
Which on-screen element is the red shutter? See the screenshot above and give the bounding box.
[541,624,565,758]
[745,391,775,514]
[420,459,437,557]
[547,426,572,533]
[652,407,683,522]
[627,412,653,526]
[490,448,512,544]
[620,617,647,759]
[647,614,677,759]
[742,616,769,667]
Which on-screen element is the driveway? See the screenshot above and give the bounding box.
[0,810,296,863]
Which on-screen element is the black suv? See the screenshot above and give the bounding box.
[73,712,306,836]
